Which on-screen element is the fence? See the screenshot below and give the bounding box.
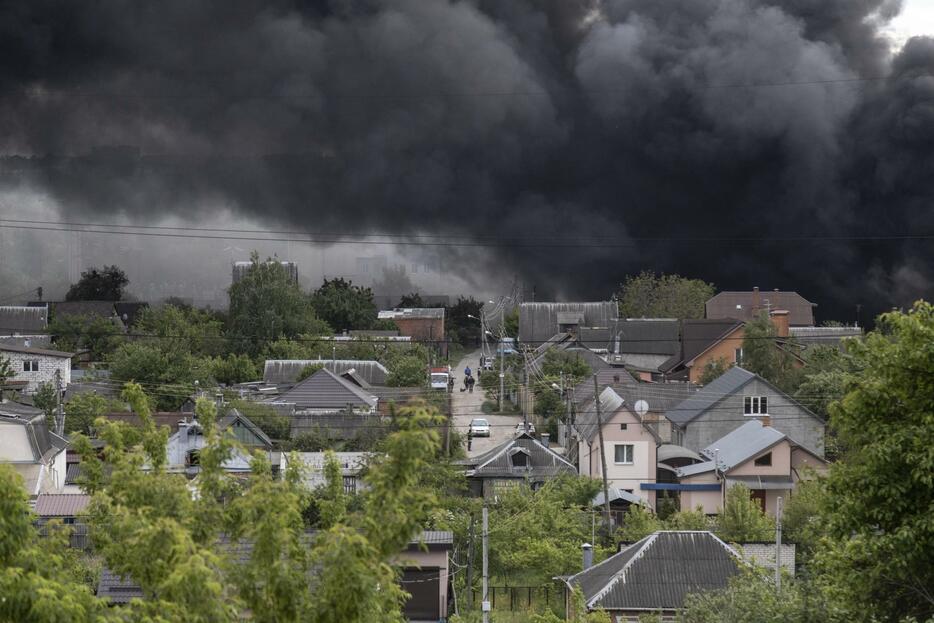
[469,586,565,615]
[35,521,91,550]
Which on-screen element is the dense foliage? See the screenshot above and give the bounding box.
[617,271,714,319]
[310,277,378,333]
[65,265,129,301]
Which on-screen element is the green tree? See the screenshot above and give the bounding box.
[716,484,774,543]
[108,342,214,410]
[503,307,519,338]
[681,568,825,623]
[397,292,424,308]
[135,304,226,357]
[0,355,12,399]
[794,345,858,421]
[65,264,129,301]
[226,399,290,441]
[49,313,124,361]
[781,475,825,564]
[741,312,802,393]
[814,302,934,622]
[310,278,378,332]
[666,506,711,531]
[385,355,427,387]
[698,356,730,385]
[617,271,714,319]
[444,297,484,347]
[32,381,58,429]
[210,354,258,385]
[617,504,662,542]
[228,254,331,356]
[297,363,324,382]
[65,391,124,435]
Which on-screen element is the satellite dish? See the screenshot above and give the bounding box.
[634,400,649,416]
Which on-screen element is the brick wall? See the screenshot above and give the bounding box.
[737,542,796,574]
[2,352,71,394]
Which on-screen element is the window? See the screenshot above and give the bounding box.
[754,452,772,467]
[744,396,769,416]
[614,444,634,464]
[509,448,529,468]
[619,423,628,431]
[185,449,200,467]
[734,348,744,364]
[22,360,39,372]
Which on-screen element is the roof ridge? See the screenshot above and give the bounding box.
[587,533,657,609]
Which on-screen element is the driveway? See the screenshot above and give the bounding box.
[451,349,521,457]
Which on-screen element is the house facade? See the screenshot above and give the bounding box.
[0,343,73,394]
[458,432,576,498]
[0,401,68,495]
[377,308,445,344]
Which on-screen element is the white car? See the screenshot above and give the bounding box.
[469,418,491,437]
[516,422,535,435]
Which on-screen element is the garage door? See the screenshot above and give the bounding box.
[402,568,440,621]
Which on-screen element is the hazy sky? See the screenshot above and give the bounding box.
[888,0,934,44]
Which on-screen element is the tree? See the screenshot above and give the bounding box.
[503,307,519,338]
[0,355,12,400]
[210,354,258,385]
[385,355,427,387]
[444,297,484,347]
[135,304,226,358]
[698,356,730,385]
[617,504,662,541]
[310,278,378,333]
[65,391,124,436]
[617,271,714,319]
[49,314,124,361]
[813,302,934,622]
[228,254,331,356]
[297,363,324,382]
[781,475,825,564]
[108,342,214,410]
[65,265,129,301]
[32,382,58,429]
[681,568,825,623]
[226,399,290,441]
[397,292,424,308]
[741,312,802,393]
[716,484,774,543]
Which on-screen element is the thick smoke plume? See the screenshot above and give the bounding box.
[1,0,932,321]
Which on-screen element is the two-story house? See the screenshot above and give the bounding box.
[0,343,73,394]
[665,366,825,458]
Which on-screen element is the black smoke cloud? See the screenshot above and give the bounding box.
[1,0,933,321]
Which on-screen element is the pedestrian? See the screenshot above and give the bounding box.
[464,365,471,378]
[467,375,475,393]
[467,428,473,452]
[463,375,469,391]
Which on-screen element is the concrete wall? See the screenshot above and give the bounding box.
[689,326,744,383]
[738,543,796,574]
[729,440,792,476]
[682,378,824,457]
[679,472,722,514]
[1,351,71,394]
[0,422,32,461]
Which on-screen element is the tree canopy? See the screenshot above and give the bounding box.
[740,312,802,393]
[310,278,378,333]
[617,271,714,319]
[65,265,129,301]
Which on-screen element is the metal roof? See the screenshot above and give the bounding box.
[277,368,378,410]
[706,291,816,326]
[567,532,742,611]
[519,302,619,345]
[664,367,756,425]
[34,494,90,517]
[0,306,48,334]
[617,319,681,356]
[657,444,702,464]
[725,476,794,490]
[0,343,74,358]
[459,432,576,479]
[264,359,390,385]
[592,488,647,507]
[698,420,785,470]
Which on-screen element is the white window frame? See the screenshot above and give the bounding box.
[22,360,39,372]
[734,347,744,364]
[614,444,634,465]
[744,395,769,416]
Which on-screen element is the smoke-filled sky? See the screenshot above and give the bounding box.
[1,0,933,322]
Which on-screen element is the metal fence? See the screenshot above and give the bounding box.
[481,585,566,614]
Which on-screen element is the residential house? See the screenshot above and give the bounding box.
[0,305,51,348]
[519,301,619,347]
[664,366,825,458]
[674,420,826,516]
[561,531,742,621]
[263,359,390,386]
[273,368,379,414]
[50,300,122,325]
[97,530,453,622]
[164,409,273,477]
[0,343,73,394]
[281,452,369,494]
[657,319,745,383]
[607,318,682,372]
[706,287,816,326]
[0,401,68,495]
[33,493,92,549]
[457,432,576,498]
[378,308,445,344]
[573,387,661,508]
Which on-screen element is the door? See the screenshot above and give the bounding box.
[750,489,767,512]
[402,568,440,621]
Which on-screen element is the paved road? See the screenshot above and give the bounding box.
[451,349,521,457]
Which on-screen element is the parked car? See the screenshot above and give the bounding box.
[469,418,491,437]
[516,421,535,435]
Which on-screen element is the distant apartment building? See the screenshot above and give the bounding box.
[231,260,298,285]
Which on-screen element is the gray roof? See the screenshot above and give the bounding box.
[51,301,118,320]
[617,319,681,356]
[377,307,444,320]
[657,444,702,464]
[698,420,785,470]
[593,488,647,507]
[706,291,816,326]
[458,432,576,479]
[570,368,637,406]
[613,382,699,416]
[0,306,48,334]
[789,326,863,346]
[218,409,274,448]
[519,302,619,345]
[567,531,742,611]
[263,359,389,385]
[0,404,68,463]
[664,367,756,425]
[0,343,74,358]
[659,319,744,374]
[276,368,378,410]
[574,385,663,445]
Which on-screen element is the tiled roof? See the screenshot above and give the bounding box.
[276,368,378,410]
[263,359,390,385]
[664,367,756,425]
[34,494,91,517]
[706,291,816,326]
[567,531,742,611]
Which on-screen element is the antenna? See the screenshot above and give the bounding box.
[634,400,649,416]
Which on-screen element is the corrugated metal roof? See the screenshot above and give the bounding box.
[0,306,48,334]
[34,494,90,517]
[263,359,389,385]
[569,532,742,611]
[519,302,619,345]
[675,460,715,477]
[459,433,576,479]
[0,343,74,358]
[617,319,681,356]
[593,488,646,507]
[664,367,755,425]
[277,368,378,410]
[706,291,816,326]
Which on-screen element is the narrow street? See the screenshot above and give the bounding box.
[451,349,520,457]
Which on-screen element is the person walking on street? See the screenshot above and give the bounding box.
[464,365,472,378]
[467,375,475,393]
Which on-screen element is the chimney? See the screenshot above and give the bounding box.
[770,310,790,338]
[752,287,761,315]
[541,433,550,446]
[582,543,593,570]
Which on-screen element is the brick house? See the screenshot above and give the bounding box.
[0,343,73,394]
[377,308,445,345]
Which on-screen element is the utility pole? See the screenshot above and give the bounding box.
[522,353,529,431]
[54,369,65,436]
[481,506,490,623]
[498,331,504,414]
[775,496,783,592]
[465,515,475,610]
[593,374,611,541]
